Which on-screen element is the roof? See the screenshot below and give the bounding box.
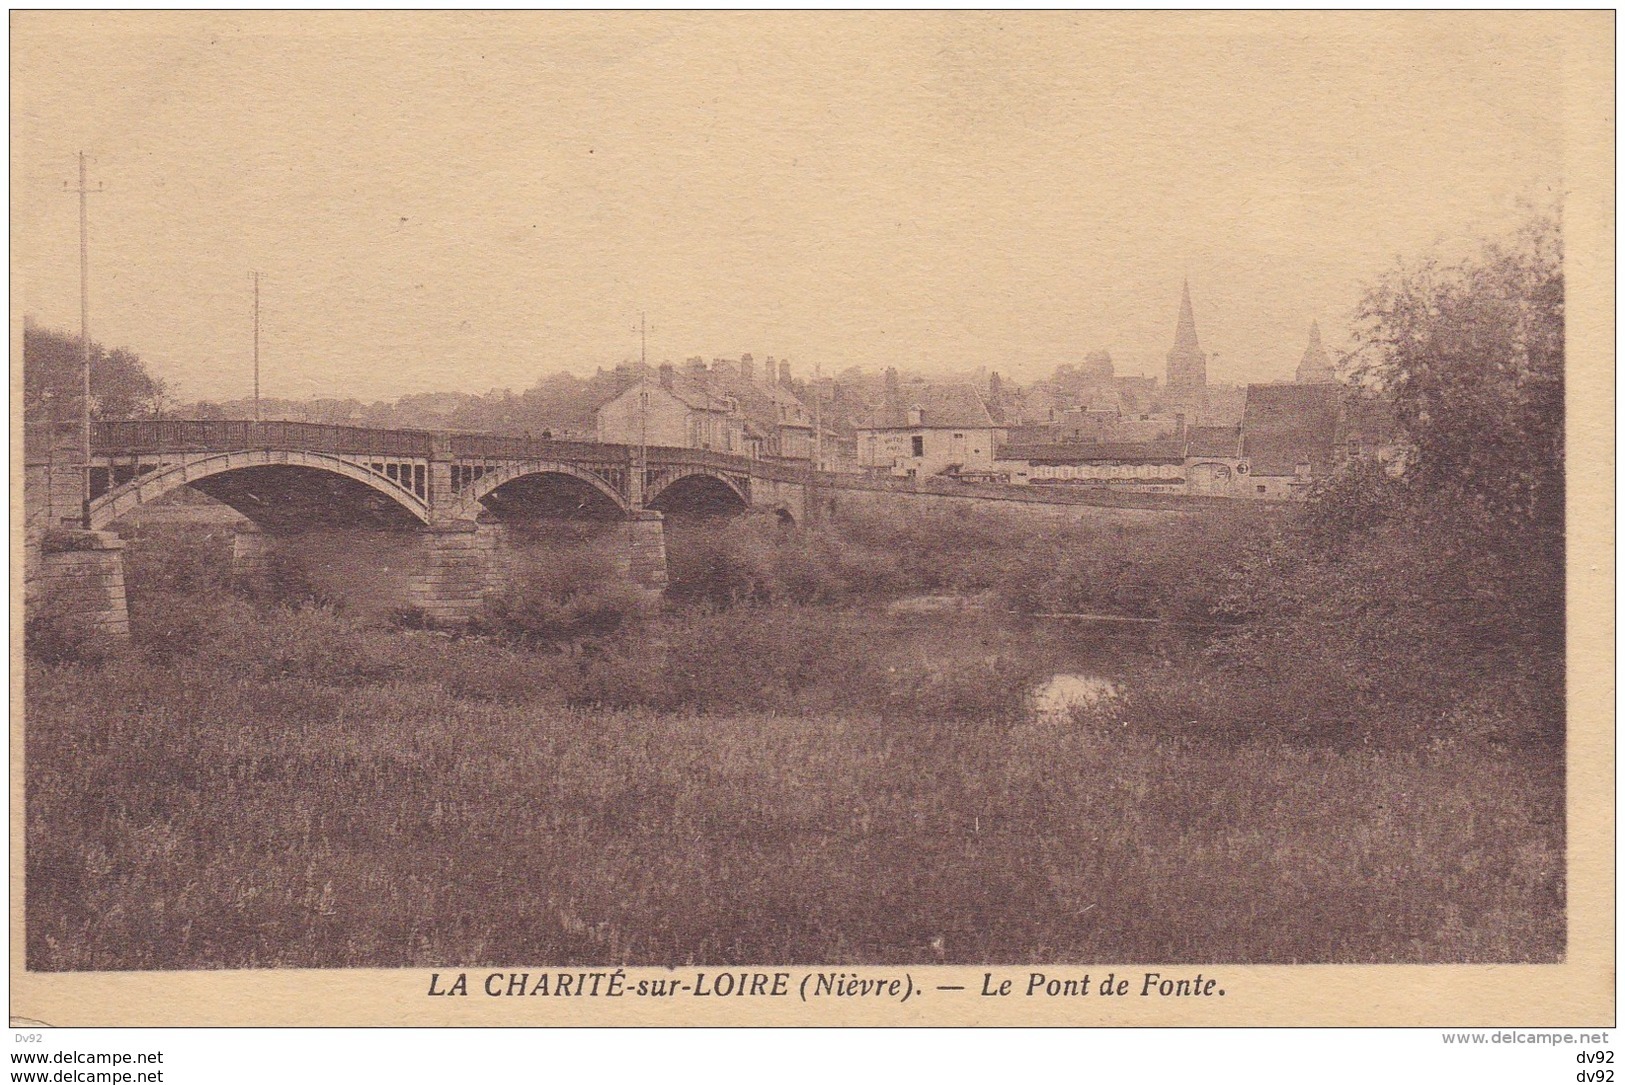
[696,369,810,432]
[604,380,728,414]
[606,369,813,429]
[1241,383,1342,476]
[860,383,996,430]
[1185,425,1241,458]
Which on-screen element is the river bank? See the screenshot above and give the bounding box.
[25,591,1563,970]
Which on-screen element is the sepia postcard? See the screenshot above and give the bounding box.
[10,11,1614,1028]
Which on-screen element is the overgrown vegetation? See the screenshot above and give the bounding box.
[27,596,1561,969]
[664,505,1270,620]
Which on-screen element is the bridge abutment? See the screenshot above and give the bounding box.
[25,530,130,645]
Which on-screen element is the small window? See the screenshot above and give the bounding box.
[1257,484,1267,494]
[953,432,964,439]
[911,435,924,457]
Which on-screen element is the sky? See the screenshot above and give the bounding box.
[12,12,1578,405]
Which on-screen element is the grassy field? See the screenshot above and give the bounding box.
[26,590,1564,969]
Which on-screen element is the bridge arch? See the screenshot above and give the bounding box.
[644,468,750,512]
[89,449,432,531]
[451,460,633,521]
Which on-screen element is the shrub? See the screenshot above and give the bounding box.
[479,522,650,643]
[24,580,113,666]
[192,603,396,683]
[120,526,235,595]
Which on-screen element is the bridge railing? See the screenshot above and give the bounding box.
[92,419,434,457]
[645,446,752,472]
[741,458,812,483]
[447,432,633,464]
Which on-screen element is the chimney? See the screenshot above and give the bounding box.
[658,363,675,390]
[740,353,754,382]
[686,356,706,374]
[778,360,792,389]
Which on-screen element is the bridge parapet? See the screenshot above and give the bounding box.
[446,432,633,464]
[93,419,434,458]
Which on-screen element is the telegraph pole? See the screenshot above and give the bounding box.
[635,312,649,500]
[252,271,262,422]
[66,152,102,528]
[813,360,823,472]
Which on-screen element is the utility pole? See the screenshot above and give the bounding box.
[66,152,102,529]
[808,360,823,524]
[813,360,823,472]
[635,312,649,500]
[252,271,262,422]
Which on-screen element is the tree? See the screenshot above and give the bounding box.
[23,320,167,422]
[1350,215,1564,640]
[1217,215,1566,747]
[1348,215,1563,530]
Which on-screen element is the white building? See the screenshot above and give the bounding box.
[856,383,1005,479]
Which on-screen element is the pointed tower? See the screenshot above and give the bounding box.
[1295,321,1336,383]
[1165,279,1208,397]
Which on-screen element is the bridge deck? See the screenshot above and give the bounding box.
[31,419,1246,515]
[76,419,811,481]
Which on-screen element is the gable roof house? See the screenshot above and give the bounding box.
[1238,382,1346,498]
[594,357,819,461]
[855,383,1004,478]
[595,371,742,453]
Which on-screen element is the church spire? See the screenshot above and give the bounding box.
[1295,320,1335,383]
[1165,278,1208,398]
[1174,278,1201,353]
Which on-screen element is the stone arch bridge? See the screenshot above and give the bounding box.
[25,420,815,631]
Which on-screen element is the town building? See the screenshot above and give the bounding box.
[1183,424,1245,496]
[993,380,1401,501]
[994,434,1188,492]
[595,374,741,453]
[856,383,1004,479]
[595,356,816,460]
[1237,382,1345,498]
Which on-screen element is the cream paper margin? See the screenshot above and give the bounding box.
[8,10,1614,1027]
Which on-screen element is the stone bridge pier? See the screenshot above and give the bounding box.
[227,512,669,627]
[397,512,669,625]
